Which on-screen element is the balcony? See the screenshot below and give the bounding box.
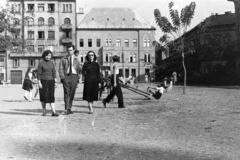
[61,24,72,30]
[61,37,72,44]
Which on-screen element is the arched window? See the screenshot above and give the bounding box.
[38,17,44,25]
[64,18,71,25]
[48,17,54,25]
[105,34,112,47]
[143,34,151,47]
[28,18,34,26]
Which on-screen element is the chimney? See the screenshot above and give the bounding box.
[79,8,84,14]
[215,13,218,16]
[225,11,231,14]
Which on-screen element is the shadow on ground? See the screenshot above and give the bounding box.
[7,138,223,160]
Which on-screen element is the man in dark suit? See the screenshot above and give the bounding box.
[59,45,82,114]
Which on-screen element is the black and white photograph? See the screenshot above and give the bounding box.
[0,0,239,159]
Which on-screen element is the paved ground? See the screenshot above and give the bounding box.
[0,83,240,160]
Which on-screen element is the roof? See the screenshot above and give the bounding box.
[77,8,155,29]
[205,13,235,27]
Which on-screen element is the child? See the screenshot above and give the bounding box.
[102,55,125,108]
[22,67,34,102]
[32,69,39,100]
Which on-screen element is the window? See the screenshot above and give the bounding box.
[27,31,34,39]
[0,58,4,68]
[47,45,54,52]
[144,54,150,62]
[106,53,112,62]
[64,18,71,25]
[17,4,20,12]
[64,31,71,38]
[48,4,55,12]
[143,38,151,47]
[147,39,150,47]
[38,45,44,53]
[80,54,85,62]
[143,39,147,47]
[38,31,45,39]
[27,4,34,11]
[48,17,54,25]
[96,39,101,47]
[13,59,20,67]
[125,39,129,47]
[80,39,84,47]
[88,39,92,47]
[116,39,121,47]
[48,31,55,39]
[38,17,44,25]
[133,39,137,47]
[63,4,65,12]
[63,4,72,12]
[69,4,72,12]
[130,54,136,62]
[27,45,34,52]
[29,59,35,67]
[38,3,44,11]
[28,18,34,26]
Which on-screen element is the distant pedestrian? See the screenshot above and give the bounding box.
[102,55,125,108]
[172,71,177,84]
[82,51,101,114]
[145,74,149,83]
[37,50,58,117]
[22,67,34,102]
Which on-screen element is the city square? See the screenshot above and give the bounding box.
[0,83,240,160]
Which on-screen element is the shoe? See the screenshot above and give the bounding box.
[102,99,107,108]
[42,113,46,116]
[89,111,94,114]
[28,99,32,102]
[51,112,59,117]
[118,106,125,108]
[66,109,73,115]
[24,96,28,101]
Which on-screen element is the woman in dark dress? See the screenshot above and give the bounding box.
[37,50,58,117]
[82,51,101,114]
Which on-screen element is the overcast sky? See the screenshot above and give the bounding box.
[0,0,235,39]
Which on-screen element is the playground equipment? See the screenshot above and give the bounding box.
[120,82,164,100]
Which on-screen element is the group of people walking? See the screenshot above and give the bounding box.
[22,45,125,117]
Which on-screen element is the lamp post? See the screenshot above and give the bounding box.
[122,46,124,78]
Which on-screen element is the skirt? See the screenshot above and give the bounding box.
[22,79,33,91]
[39,79,55,103]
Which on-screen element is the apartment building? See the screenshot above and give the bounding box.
[76,8,156,82]
[8,0,76,84]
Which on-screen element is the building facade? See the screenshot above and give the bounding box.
[8,0,76,84]
[76,8,156,82]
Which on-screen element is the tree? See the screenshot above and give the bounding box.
[153,1,196,94]
[0,0,33,51]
